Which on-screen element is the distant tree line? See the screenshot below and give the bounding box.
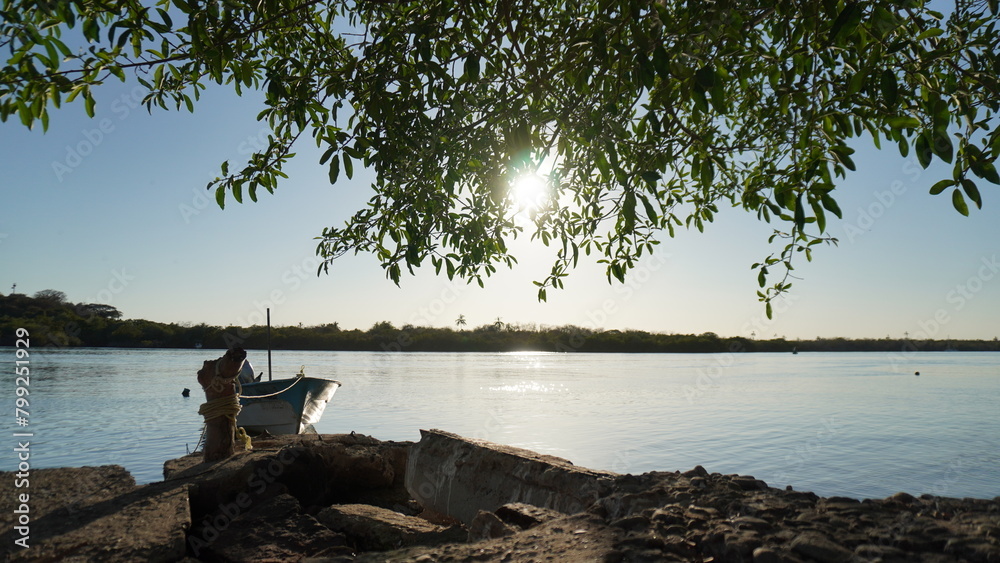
[2,290,999,353]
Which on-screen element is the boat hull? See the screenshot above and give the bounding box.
[237,377,341,435]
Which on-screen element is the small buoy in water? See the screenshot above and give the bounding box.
[182,387,191,397]
[914,371,920,376]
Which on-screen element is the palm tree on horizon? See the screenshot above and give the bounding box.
[455,314,467,330]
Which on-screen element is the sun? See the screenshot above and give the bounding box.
[510,173,549,212]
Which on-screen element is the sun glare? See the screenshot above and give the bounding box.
[510,173,549,212]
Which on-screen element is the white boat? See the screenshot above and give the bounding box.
[233,308,341,435]
[237,373,341,435]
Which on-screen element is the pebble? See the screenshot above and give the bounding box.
[790,532,856,562]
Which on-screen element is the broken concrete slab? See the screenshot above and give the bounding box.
[317,503,465,552]
[404,428,617,526]
[164,432,413,517]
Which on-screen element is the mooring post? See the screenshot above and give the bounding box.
[196,347,247,462]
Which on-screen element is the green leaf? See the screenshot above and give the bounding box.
[695,65,715,89]
[951,188,969,216]
[793,193,805,231]
[17,102,32,127]
[463,54,480,80]
[976,161,999,185]
[638,193,658,221]
[821,194,843,218]
[915,132,932,168]
[880,70,898,105]
[84,94,96,118]
[929,179,953,195]
[961,179,982,209]
[319,146,335,165]
[931,130,953,163]
[157,8,173,28]
[215,186,226,210]
[831,146,856,171]
[887,116,920,130]
[811,200,827,233]
[232,183,243,204]
[640,171,661,185]
[328,156,340,184]
[847,72,865,96]
[343,153,354,180]
[652,45,670,79]
[915,28,944,41]
[622,191,636,232]
[830,3,862,42]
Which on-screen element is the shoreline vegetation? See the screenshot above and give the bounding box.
[2,291,999,353]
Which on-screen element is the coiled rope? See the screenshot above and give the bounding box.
[197,361,253,452]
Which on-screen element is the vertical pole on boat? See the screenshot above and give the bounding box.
[267,308,273,381]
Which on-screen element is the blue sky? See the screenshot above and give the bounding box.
[2,76,999,340]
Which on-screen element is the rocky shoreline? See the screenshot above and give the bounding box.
[2,430,998,562]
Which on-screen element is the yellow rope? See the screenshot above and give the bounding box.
[235,427,253,451]
[197,394,253,452]
[198,394,241,422]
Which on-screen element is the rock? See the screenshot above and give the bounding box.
[354,513,623,563]
[494,502,565,530]
[193,493,351,562]
[610,514,650,531]
[854,543,909,560]
[405,428,616,525]
[732,515,772,531]
[888,491,918,504]
[731,475,768,491]
[790,532,856,563]
[317,503,466,551]
[753,546,803,563]
[682,465,710,478]
[0,466,189,562]
[468,510,518,541]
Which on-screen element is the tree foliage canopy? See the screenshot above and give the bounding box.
[3,0,999,314]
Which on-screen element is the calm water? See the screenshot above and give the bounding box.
[2,348,998,500]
